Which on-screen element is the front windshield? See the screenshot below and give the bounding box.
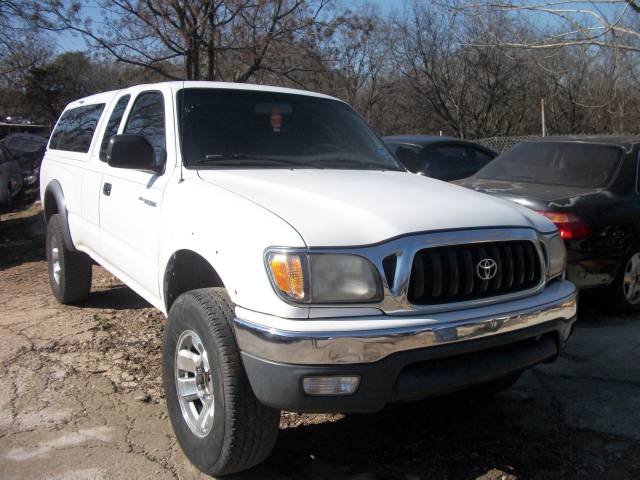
[475,141,623,188]
[177,88,402,171]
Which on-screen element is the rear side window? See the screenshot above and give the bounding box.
[425,145,476,180]
[50,104,105,153]
[430,145,470,162]
[99,95,131,162]
[474,148,495,167]
[124,91,165,156]
[395,144,422,172]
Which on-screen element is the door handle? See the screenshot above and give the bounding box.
[103,182,112,196]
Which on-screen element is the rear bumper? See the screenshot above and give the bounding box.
[567,255,623,289]
[234,280,577,413]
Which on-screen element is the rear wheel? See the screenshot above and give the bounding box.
[163,288,280,476]
[610,250,640,313]
[46,214,92,304]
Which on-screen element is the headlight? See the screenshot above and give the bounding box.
[266,251,383,304]
[544,234,566,279]
[309,254,382,303]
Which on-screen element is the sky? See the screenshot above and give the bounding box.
[54,0,408,53]
[355,0,406,12]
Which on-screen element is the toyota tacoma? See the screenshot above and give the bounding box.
[40,82,577,476]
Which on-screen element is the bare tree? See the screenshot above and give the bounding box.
[0,1,25,56]
[393,2,533,138]
[324,6,394,123]
[0,1,51,76]
[466,1,640,53]
[29,0,333,82]
[5,0,640,137]
[458,1,640,135]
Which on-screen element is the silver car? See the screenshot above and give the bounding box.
[0,144,23,210]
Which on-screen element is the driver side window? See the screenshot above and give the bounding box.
[124,91,166,161]
[99,94,130,162]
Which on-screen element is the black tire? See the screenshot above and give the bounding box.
[46,214,92,304]
[609,249,640,314]
[163,288,280,476]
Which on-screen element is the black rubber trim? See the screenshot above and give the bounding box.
[44,180,77,252]
[240,318,574,414]
[391,335,556,402]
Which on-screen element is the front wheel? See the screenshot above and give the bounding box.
[162,288,280,476]
[610,250,640,313]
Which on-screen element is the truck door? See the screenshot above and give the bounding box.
[97,89,173,301]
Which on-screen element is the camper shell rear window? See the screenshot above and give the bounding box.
[49,103,105,153]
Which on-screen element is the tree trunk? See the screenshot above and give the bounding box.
[207,40,215,80]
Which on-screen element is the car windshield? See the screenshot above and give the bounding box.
[475,141,623,188]
[4,134,47,154]
[177,88,402,171]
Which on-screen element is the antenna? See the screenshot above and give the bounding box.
[178,84,184,183]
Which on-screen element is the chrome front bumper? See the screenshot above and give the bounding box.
[233,279,577,365]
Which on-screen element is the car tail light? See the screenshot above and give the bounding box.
[536,211,591,240]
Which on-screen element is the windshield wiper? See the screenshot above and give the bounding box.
[196,154,315,168]
[311,157,394,170]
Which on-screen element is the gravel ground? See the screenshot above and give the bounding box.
[1,203,639,479]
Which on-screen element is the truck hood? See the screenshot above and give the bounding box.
[197,169,555,246]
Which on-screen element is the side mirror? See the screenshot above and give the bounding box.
[107,134,163,174]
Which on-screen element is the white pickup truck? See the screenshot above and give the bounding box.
[40,81,577,476]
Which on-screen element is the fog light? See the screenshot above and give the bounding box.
[302,376,360,396]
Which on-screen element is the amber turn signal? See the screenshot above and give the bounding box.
[268,253,306,301]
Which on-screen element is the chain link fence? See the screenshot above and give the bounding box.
[474,136,539,153]
[474,134,640,153]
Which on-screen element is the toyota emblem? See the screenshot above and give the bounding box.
[477,258,498,280]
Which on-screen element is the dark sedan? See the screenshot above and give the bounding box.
[457,136,640,312]
[2,133,48,188]
[383,135,497,181]
[0,144,23,210]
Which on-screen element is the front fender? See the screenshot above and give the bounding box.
[159,175,309,319]
[43,180,77,252]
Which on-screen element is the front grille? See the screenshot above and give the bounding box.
[408,240,542,305]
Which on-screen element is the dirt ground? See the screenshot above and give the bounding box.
[1,203,639,480]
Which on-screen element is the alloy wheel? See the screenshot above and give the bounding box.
[175,330,215,437]
[50,236,61,285]
[623,253,640,305]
